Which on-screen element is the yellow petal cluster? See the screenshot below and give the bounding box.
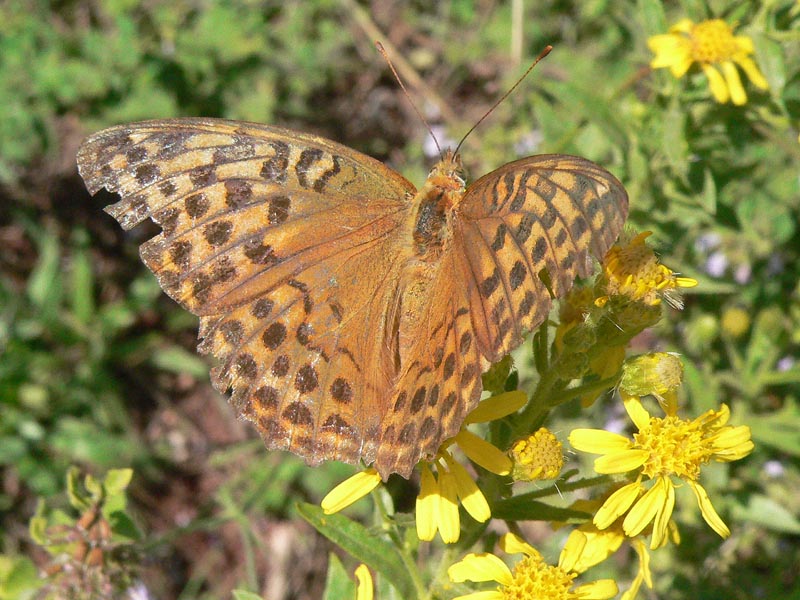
[448,533,618,600]
[648,18,768,105]
[597,231,697,308]
[570,394,753,548]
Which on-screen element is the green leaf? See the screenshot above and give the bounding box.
[751,33,785,93]
[108,511,142,542]
[66,467,91,511]
[26,230,62,315]
[748,398,800,456]
[52,419,137,468]
[150,345,209,379]
[103,468,133,497]
[491,497,591,522]
[322,553,356,600]
[699,167,717,214]
[297,503,416,600]
[638,0,667,34]
[28,500,48,545]
[83,472,103,501]
[0,554,42,598]
[732,494,800,535]
[69,229,95,326]
[662,101,688,177]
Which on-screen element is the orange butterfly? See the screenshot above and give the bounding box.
[77,116,627,478]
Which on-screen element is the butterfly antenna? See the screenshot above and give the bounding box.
[376,41,443,159]
[454,45,553,156]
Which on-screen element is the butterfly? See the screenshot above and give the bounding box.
[77,117,628,478]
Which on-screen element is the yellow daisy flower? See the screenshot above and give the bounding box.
[648,18,769,105]
[448,532,618,600]
[596,231,697,309]
[569,395,754,548]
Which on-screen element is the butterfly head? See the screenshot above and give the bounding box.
[427,149,466,194]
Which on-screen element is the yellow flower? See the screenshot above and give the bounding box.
[448,532,618,600]
[596,231,697,309]
[569,395,754,548]
[417,391,527,543]
[509,428,564,481]
[648,18,769,105]
[355,564,373,600]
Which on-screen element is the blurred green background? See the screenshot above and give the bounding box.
[1,0,799,599]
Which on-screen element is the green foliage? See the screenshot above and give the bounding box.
[0,220,192,500]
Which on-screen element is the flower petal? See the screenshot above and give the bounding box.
[464,390,527,424]
[437,469,461,543]
[668,50,694,78]
[321,468,382,514]
[566,527,624,573]
[499,532,539,558]
[416,463,439,541]
[569,429,632,454]
[573,579,619,599]
[734,35,754,53]
[448,553,513,585]
[594,481,643,529]
[650,476,675,549]
[622,394,651,431]
[688,480,730,538]
[623,477,669,537]
[720,61,747,105]
[446,455,491,523]
[455,430,512,475]
[558,530,587,573]
[670,18,694,33]
[701,63,730,103]
[451,592,505,600]
[355,564,373,600]
[711,425,754,460]
[632,538,653,588]
[594,449,649,474]
[736,55,769,89]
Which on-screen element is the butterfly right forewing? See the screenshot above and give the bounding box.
[456,154,628,362]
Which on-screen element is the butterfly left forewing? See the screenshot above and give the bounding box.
[456,154,628,362]
[78,118,418,470]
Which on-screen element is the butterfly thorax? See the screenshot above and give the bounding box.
[412,150,465,259]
